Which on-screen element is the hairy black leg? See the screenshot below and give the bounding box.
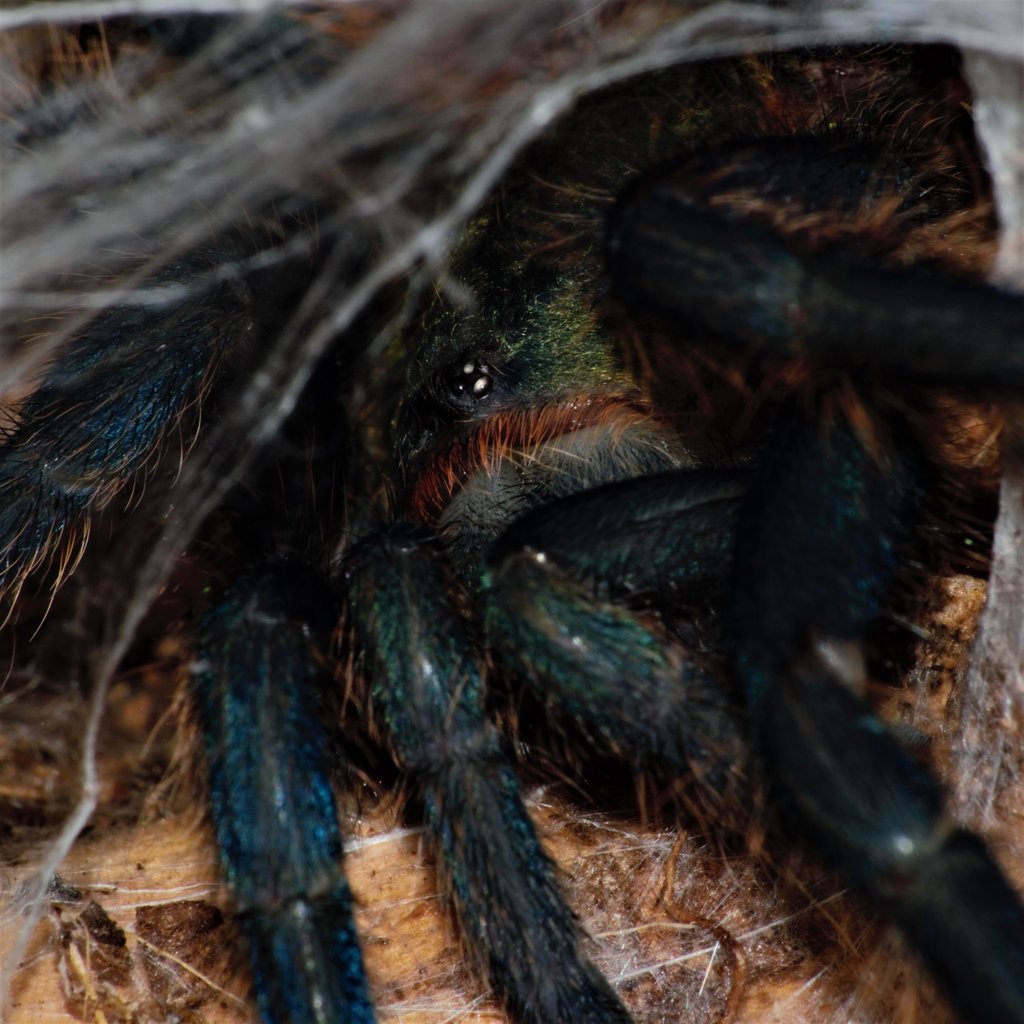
[485,471,746,793]
[605,142,1024,1019]
[491,469,744,602]
[344,526,630,1024]
[0,244,311,598]
[735,412,1024,1023]
[606,143,1024,392]
[193,566,374,1024]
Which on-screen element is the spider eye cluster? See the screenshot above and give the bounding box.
[393,352,505,467]
[446,357,495,407]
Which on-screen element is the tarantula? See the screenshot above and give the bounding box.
[3,8,1024,1024]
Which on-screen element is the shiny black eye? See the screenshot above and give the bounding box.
[446,357,494,406]
[395,355,504,464]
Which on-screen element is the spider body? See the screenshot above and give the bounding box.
[360,49,1023,1023]
[3,18,1024,1024]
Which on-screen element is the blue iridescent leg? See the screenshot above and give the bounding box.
[0,240,311,599]
[193,566,374,1024]
[485,470,747,797]
[344,526,630,1024]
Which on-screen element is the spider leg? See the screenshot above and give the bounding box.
[193,565,375,1024]
[485,470,747,797]
[606,151,1024,1021]
[344,525,631,1024]
[606,156,1024,391]
[0,241,311,600]
[735,411,1024,1023]
[489,469,744,601]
